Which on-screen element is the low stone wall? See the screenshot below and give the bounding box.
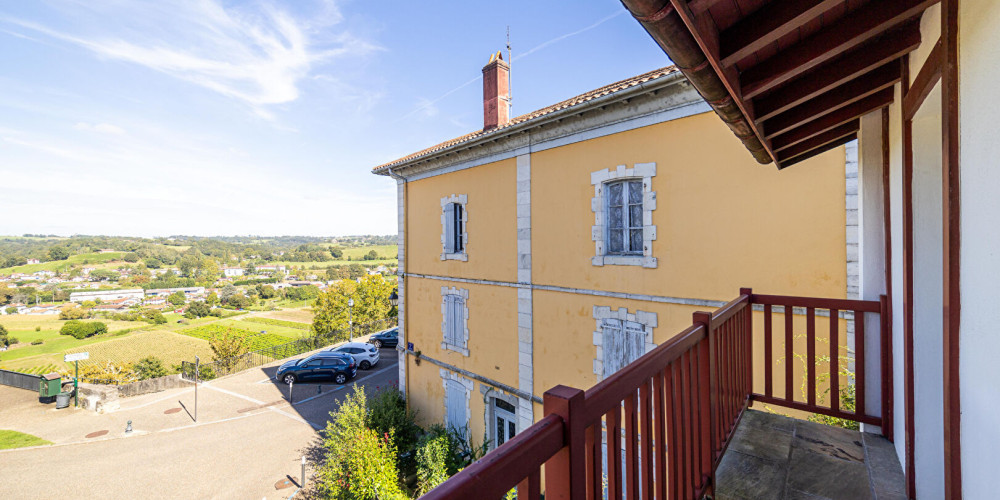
[75,383,120,413]
[116,374,193,398]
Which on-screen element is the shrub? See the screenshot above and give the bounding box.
[0,325,9,347]
[415,426,460,495]
[134,356,167,380]
[34,326,40,332]
[70,361,138,385]
[5,307,17,315]
[184,301,210,319]
[7,336,19,345]
[319,386,405,500]
[142,309,167,325]
[367,387,420,467]
[59,320,108,339]
[30,339,43,345]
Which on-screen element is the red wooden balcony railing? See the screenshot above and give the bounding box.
[421,289,889,500]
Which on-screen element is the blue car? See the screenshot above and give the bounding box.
[368,327,399,349]
[275,352,356,385]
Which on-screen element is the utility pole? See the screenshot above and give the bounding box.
[194,356,199,422]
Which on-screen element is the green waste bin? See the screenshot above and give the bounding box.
[39,373,62,398]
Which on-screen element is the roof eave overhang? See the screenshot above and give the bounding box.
[373,70,687,176]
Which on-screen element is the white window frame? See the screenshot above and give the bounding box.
[592,306,658,380]
[441,369,473,438]
[591,163,657,268]
[441,286,470,356]
[441,194,469,261]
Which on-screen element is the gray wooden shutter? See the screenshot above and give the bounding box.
[455,296,466,348]
[602,319,623,376]
[624,320,646,366]
[446,379,466,433]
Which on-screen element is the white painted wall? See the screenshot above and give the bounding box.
[959,0,1000,496]
[856,111,886,429]
[886,79,908,475]
[910,81,945,500]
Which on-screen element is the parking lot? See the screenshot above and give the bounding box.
[0,345,399,499]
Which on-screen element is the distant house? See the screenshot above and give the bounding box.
[97,249,116,254]
[145,287,206,299]
[92,300,130,312]
[223,267,244,277]
[26,258,40,265]
[69,288,145,304]
[256,264,286,274]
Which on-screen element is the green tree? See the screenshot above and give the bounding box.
[134,356,167,380]
[206,292,219,307]
[312,274,393,336]
[59,305,88,320]
[5,306,17,315]
[200,259,221,282]
[145,257,162,269]
[0,324,12,346]
[184,301,210,318]
[167,291,187,306]
[48,247,70,261]
[364,250,378,260]
[209,328,251,372]
[330,248,344,259]
[347,263,366,280]
[257,284,277,299]
[123,252,140,263]
[220,284,236,302]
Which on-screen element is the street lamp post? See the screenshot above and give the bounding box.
[348,298,354,341]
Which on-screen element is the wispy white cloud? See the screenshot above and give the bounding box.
[1,1,378,111]
[73,122,126,135]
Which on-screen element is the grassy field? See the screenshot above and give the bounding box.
[0,307,306,375]
[178,324,289,350]
[0,251,126,274]
[0,430,51,450]
[259,308,315,324]
[269,243,398,269]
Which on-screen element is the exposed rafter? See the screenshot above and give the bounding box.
[763,63,901,138]
[740,0,937,99]
[752,24,921,122]
[776,121,860,165]
[771,88,894,152]
[720,0,844,67]
[779,134,859,169]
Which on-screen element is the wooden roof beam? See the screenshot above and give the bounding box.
[752,23,921,122]
[775,121,860,163]
[720,0,844,68]
[778,133,859,169]
[740,0,938,100]
[763,63,901,138]
[770,88,894,152]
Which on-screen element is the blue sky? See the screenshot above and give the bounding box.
[0,1,670,237]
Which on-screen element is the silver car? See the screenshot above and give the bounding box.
[328,342,380,370]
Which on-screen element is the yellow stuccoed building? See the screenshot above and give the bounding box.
[372,58,853,450]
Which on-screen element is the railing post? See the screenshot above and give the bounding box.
[692,311,715,489]
[543,385,585,500]
[740,287,753,405]
[880,294,893,441]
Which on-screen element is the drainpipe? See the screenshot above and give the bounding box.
[386,166,409,399]
[619,0,772,165]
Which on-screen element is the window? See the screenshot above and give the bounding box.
[441,287,470,355]
[605,180,644,255]
[590,163,657,268]
[445,203,464,253]
[441,194,468,260]
[601,318,646,376]
[493,398,517,447]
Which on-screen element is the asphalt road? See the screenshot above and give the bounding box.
[0,347,399,499]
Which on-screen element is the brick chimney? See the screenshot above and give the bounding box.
[482,51,511,130]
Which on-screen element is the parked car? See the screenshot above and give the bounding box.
[328,342,380,370]
[275,352,356,385]
[368,327,399,349]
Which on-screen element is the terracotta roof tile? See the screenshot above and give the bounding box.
[373,65,678,173]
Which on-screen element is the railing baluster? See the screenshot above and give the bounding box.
[625,388,639,500]
[608,404,623,500]
[764,304,772,398]
[585,423,600,500]
[652,370,667,500]
[855,310,866,417]
[517,468,541,500]
[807,307,816,407]
[664,363,678,500]
[640,379,653,500]
[679,351,692,498]
[697,338,711,491]
[830,308,840,413]
[784,305,793,401]
[688,347,702,495]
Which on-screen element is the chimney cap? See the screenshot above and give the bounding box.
[488,51,504,64]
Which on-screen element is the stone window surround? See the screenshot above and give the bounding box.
[441,194,469,261]
[592,306,658,379]
[440,369,474,435]
[441,286,470,356]
[480,384,520,450]
[591,163,657,268]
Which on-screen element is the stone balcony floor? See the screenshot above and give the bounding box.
[715,409,906,500]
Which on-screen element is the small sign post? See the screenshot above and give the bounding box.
[64,352,89,407]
